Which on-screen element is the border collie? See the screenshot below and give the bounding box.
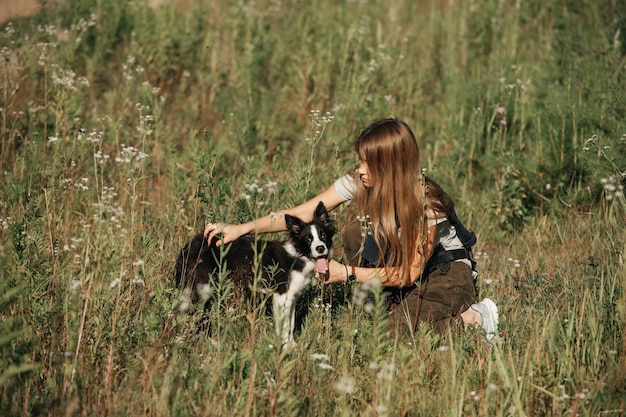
[175,201,336,347]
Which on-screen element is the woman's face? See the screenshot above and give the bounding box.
[357,159,371,187]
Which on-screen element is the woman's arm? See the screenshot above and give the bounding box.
[326,223,437,287]
[204,183,347,246]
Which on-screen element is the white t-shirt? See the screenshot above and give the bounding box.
[334,173,358,201]
[334,174,469,263]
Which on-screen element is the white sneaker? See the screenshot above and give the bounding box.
[471,298,499,341]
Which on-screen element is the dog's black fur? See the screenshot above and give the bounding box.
[174,201,336,346]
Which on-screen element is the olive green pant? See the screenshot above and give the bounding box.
[386,262,477,336]
[341,220,477,337]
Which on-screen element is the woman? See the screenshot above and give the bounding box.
[204,118,498,340]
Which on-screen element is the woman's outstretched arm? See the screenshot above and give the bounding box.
[204,183,347,246]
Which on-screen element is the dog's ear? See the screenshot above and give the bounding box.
[285,214,306,236]
[314,201,336,232]
[314,201,329,222]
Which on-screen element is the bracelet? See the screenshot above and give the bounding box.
[343,264,349,281]
[347,265,357,284]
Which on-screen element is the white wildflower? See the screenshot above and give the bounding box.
[335,375,355,394]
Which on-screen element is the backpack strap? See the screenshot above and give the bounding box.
[423,245,475,275]
[449,207,477,248]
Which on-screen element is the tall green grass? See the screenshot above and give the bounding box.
[1,0,624,415]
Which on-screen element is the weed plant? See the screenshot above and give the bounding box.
[0,0,625,415]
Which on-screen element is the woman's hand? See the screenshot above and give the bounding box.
[323,259,349,284]
[203,222,248,246]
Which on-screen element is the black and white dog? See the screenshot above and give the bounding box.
[175,201,336,346]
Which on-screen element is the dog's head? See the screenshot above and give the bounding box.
[285,201,337,273]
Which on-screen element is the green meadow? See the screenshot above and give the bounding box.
[1,0,625,415]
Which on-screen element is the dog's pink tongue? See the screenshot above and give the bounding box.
[315,258,329,273]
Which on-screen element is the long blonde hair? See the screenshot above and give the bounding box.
[352,118,428,286]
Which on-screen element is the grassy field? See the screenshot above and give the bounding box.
[1,0,625,415]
